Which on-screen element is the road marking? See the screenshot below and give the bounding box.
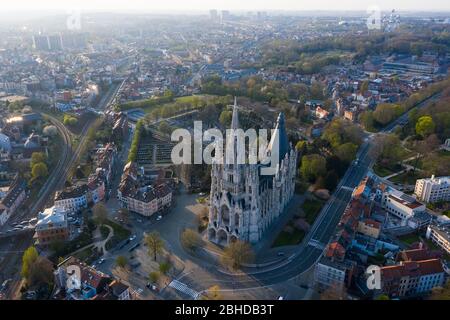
[169,280,200,300]
[307,239,325,250]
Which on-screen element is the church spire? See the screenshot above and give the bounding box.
[231,96,239,130]
[267,112,289,161]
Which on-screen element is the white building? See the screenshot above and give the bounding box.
[381,186,426,225]
[426,224,450,254]
[415,175,450,203]
[54,185,88,213]
[208,100,297,245]
[314,257,350,292]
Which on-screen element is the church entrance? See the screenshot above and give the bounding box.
[217,229,228,246]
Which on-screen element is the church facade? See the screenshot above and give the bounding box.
[207,100,297,245]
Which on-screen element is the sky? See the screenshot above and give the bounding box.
[0,0,449,13]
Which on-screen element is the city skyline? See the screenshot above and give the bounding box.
[1,0,450,13]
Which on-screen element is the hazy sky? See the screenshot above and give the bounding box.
[0,0,448,12]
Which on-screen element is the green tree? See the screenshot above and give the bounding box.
[30,152,47,169]
[159,261,171,275]
[149,271,160,284]
[116,256,128,269]
[21,246,39,280]
[359,111,376,132]
[415,116,435,138]
[219,110,233,127]
[31,162,48,180]
[300,154,327,182]
[335,142,358,164]
[144,231,164,261]
[221,240,255,270]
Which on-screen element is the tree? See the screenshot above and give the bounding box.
[31,162,48,181]
[373,103,401,126]
[295,140,308,154]
[21,246,39,280]
[429,280,450,300]
[181,229,202,251]
[28,256,54,288]
[300,154,327,182]
[30,152,47,168]
[324,171,339,191]
[116,256,128,269]
[221,240,255,270]
[219,110,232,127]
[360,80,369,94]
[370,134,403,166]
[144,231,164,261]
[159,261,171,275]
[335,142,358,164]
[92,202,108,225]
[376,294,390,300]
[415,116,435,138]
[359,111,376,132]
[149,271,160,284]
[43,125,58,137]
[158,121,172,135]
[202,285,223,300]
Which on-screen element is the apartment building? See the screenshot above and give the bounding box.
[426,224,450,254]
[415,175,450,203]
[0,179,26,225]
[381,258,445,297]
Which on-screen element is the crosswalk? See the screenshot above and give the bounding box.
[169,280,200,300]
[308,239,325,250]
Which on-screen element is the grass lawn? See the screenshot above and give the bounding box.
[390,171,426,185]
[302,199,324,225]
[272,228,305,247]
[73,246,101,264]
[104,220,131,251]
[398,233,421,246]
[373,163,397,177]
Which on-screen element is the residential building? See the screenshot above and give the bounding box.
[414,175,450,203]
[426,224,450,254]
[54,257,112,300]
[0,179,26,225]
[34,206,69,247]
[54,184,89,213]
[357,218,381,239]
[118,162,172,217]
[381,258,445,298]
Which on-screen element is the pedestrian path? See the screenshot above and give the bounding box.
[168,279,200,300]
